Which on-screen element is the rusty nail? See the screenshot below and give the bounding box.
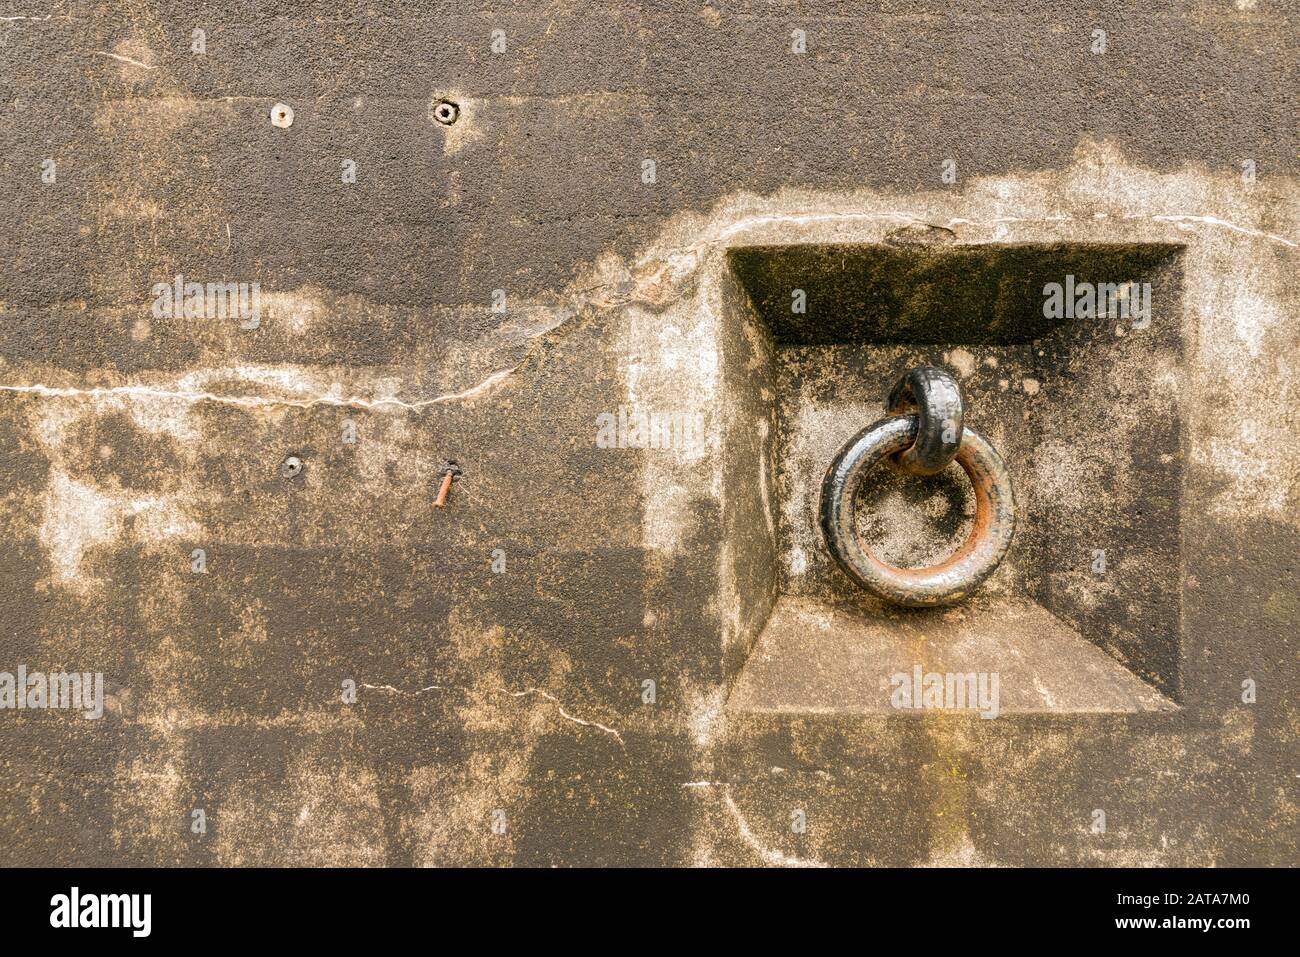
[434,460,461,508]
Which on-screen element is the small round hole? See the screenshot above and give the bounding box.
[270,102,294,128]
[433,100,460,126]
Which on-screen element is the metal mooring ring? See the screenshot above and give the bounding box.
[820,414,1016,607]
[885,365,964,476]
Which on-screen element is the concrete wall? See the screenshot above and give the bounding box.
[1,1,1295,866]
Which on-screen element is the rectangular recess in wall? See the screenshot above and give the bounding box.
[722,241,1185,715]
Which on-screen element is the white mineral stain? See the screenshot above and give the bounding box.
[946,348,977,377]
[38,469,196,593]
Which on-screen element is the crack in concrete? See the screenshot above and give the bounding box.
[0,365,518,412]
[93,51,155,70]
[944,213,1298,247]
[1146,213,1298,247]
[722,791,826,868]
[639,209,1297,288]
[598,206,1299,327]
[5,205,1275,428]
[360,682,624,745]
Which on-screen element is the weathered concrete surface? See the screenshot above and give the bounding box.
[1,2,1296,866]
[729,598,1178,714]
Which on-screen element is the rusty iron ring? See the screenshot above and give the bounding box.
[885,365,964,476]
[820,415,1016,607]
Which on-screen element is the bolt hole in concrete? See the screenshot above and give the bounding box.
[280,455,303,479]
[433,99,460,125]
[270,102,294,128]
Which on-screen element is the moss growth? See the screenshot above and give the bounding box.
[728,242,1181,345]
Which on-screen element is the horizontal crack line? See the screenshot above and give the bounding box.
[1146,213,1298,247]
[0,365,517,411]
[945,212,1298,247]
[360,682,624,745]
[633,208,1296,289]
[93,51,155,70]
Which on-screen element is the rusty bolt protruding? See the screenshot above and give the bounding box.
[280,455,304,479]
[434,460,462,508]
[433,100,460,126]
